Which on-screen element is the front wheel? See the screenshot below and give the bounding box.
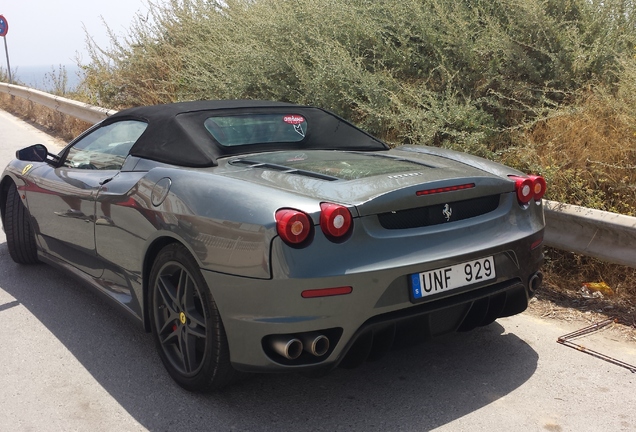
[4,183,39,264]
[149,243,235,392]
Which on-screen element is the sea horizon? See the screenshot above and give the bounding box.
[9,64,82,92]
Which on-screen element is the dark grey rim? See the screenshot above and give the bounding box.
[153,261,208,376]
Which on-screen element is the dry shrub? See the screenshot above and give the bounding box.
[499,100,632,213]
[0,93,92,142]
[81,0,636,149]
[495,75,636,323]
[513,91,636,215]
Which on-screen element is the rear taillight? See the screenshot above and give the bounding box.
[512,176,533,204]
[510,175,547,205]
[276,203,353,247]
[276,209,312,246]
[529,175,547,201]
[320,202,353,241]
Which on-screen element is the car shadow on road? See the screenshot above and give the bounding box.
[0,248,538,431]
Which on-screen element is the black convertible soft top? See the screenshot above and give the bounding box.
[102,100,388,167]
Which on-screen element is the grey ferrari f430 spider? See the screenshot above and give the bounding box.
[1,100,546,391]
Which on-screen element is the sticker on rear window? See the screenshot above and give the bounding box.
[283,115,305,125]
[283,115,306,138]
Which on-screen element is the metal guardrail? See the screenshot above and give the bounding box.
[0,82,116,124]
[544,201,636,268]
[1,82,635,267]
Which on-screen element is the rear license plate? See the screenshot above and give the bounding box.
[410,256,496,300]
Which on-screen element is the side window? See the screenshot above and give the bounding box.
[63,120,147,170]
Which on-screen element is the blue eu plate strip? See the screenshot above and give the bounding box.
[411,274,422,299]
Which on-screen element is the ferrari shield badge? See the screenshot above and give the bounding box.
[21,164,33,175]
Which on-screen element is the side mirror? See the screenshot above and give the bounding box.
[16,144,48,162]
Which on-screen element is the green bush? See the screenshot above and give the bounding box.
[81,0,636,151]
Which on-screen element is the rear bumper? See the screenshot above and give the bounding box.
[329,277,533,371]
[203,231,543,373]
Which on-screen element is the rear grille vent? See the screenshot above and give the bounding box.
[378,195,501,230]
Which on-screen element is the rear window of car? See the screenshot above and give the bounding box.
[204,114,307,146]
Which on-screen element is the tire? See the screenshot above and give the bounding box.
[149,243,235,392]
[4,184,39,264]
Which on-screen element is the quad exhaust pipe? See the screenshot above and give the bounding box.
[300,333,330,357]
[271,336,303,360]
[270,333,330,359]
[529,271,543,294]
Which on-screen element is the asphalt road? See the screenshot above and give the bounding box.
[0,109,635,432]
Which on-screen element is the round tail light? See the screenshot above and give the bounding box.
[510,176,534,204]
[276,209,312,246]
[529,175,547,201]
[320,203,352,241]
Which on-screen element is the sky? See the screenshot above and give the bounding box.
[0,0,149,69]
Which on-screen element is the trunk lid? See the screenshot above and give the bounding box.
[217,150,514,216]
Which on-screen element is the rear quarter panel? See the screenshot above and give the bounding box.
[136,167,324,280]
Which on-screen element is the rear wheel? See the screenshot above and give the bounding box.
[149,243,235,391]
[4,183,39,264]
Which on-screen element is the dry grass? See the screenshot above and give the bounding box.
[0,94,92,142]
[498,91,636,215]
[539,248,636,329]
[494,90,636,334]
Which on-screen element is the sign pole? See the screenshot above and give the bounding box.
[3,36,11,84]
